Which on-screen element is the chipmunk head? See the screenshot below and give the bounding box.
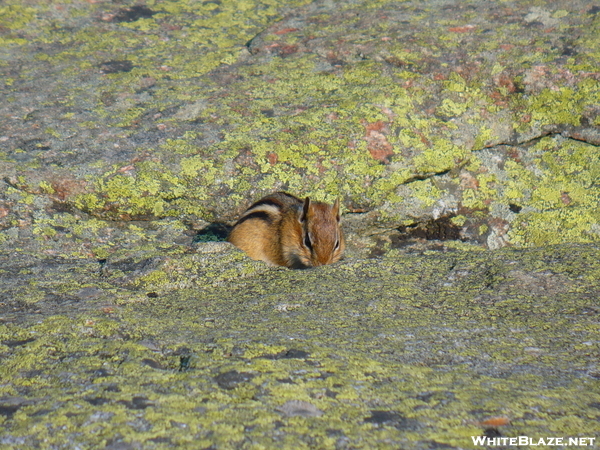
[291,197,344,268]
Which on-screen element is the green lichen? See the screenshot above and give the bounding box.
[135,269,170,288]
[528,88,583,127]
[413,138,468,174]
[0,4,36,32]
[5,0,596,250]
[37,181,55,194]
[2,24,600,450]
[73,159,205,219]
[407,179,444,208]
[0,244,599,448]
[502,138,600,246]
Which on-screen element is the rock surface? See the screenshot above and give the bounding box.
[0,0,599,448]
[1,0,598,246]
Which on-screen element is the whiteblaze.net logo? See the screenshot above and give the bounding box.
[471,436,596,447]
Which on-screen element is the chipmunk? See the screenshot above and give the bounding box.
[227,192,345,269]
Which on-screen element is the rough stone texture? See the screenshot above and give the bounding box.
[1,0,599,246]
[0,0,599,448]
[1,243,600,448]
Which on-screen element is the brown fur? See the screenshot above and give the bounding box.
[227,192,345,269]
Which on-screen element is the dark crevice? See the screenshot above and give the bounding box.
[105,6,157,23]
[401,160,473,186]
[561,127,600,147]
[482,125,600,150]
[403,168,452,185]
[395,216,463,242]
[193,223,231,243]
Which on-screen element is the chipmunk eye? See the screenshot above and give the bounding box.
[304,233,313,251]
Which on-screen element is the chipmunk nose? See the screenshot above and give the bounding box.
[314,253,331,266]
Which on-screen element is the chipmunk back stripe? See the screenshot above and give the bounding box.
[246,198,283,212]
[243,203,281,217]
[234,210,273,226]
[278,192,300,200]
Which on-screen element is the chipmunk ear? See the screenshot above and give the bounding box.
[333,198,340,221]
[301,197,311,222]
